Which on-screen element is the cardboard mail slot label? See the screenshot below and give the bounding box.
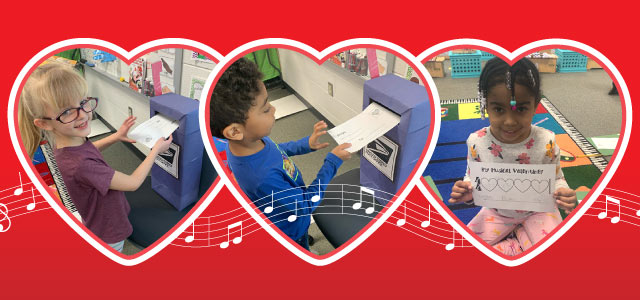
[363,135,399,181]
[155,142,180,179]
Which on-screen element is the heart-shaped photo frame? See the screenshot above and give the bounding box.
[200,39,438,265]
[8,38,225,266]
[417,39,631,266]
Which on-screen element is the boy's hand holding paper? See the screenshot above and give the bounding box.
[327,102,400,153]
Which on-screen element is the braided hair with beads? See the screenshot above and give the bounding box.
[477,57,541,119]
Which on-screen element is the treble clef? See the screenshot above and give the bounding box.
[0,203,11,232]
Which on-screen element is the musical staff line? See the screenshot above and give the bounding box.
[171,182,471,249]
[0,174,54,233]
[169,186,640,251]
[173,199,459,243]
[11,179,640,252]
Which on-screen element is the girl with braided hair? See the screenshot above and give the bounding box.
[448,57,577,256]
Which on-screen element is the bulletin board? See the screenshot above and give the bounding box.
[329,48,396,81]
[79,48,186,98]
[178,50,216,100]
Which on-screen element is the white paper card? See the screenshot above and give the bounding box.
[272,94,307,119]
[469,161,557,212]
[328,102,400,153]
[591,137,618,150]
[129,114,179,149]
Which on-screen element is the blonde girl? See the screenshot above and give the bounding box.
[18,63,172,252]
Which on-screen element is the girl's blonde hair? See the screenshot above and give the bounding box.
[18,63,87,157]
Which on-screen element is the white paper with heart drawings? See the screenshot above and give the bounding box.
[469,161,556,212]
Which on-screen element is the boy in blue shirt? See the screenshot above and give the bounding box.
[210,58,352,250]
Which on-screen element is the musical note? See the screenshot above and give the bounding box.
[311,180,321,203]
[288,199,297,222]
[353,187,375,215]
[598,196,620,224]
[185,221,195,243]
[220,221,243,249]
[26,187,36,211]
[264,191,274,214]
[14,172,24,196]
[445,230,457,250]
[421,204,431,228]
[0,203,11,232]
[396,202,406,226]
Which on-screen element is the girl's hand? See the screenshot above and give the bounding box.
[555,187,577,214]
[449,180,473,204]
[115,116,137,143]
[309,121,330,150]
[153,135,173,154]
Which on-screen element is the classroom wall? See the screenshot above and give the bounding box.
[84,49,216,155]
[85,67,153,155]
[179,50,216,100]
[392,57,424,85]
[279,49,420,125]
[279,49,366,125]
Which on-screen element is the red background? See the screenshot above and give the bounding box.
[1,2,638,297]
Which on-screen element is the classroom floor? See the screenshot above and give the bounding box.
[433,59,622,138]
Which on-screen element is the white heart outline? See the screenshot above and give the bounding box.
[198,38,441,266]
[7,38,226,266]
[416,38,632,267]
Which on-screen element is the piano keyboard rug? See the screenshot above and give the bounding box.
[424,97,607,224]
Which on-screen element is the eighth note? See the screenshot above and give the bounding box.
[264,191,274,214]
[26,187,36,211]
[396,202,406,226]
[287,200,298,222]
[185,222,195,243]
[420,204,431,228]
[220,221,243,249]
[14,172,24,196]
[598,196,621,224]
[311,180,321,203]
[445,229,457,251]
[353,186,375,215]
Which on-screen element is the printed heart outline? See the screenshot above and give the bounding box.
[416,39,632,267]
[530,180,550,194]
[497,179,514,192]
[199,38,439,266]
[7,38,226,266]
[514,179,531,193]
[480,178,498,191]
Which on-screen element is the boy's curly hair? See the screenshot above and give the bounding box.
[210,58,264,138]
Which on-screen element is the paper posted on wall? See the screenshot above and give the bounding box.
[328,102,400,153]
[129,114,179,149]
[469,161,557,212]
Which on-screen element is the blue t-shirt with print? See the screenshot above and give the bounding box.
[228,136,343,241]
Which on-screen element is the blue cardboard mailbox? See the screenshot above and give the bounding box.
[360,75,430,204]
[150,93,204,211]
